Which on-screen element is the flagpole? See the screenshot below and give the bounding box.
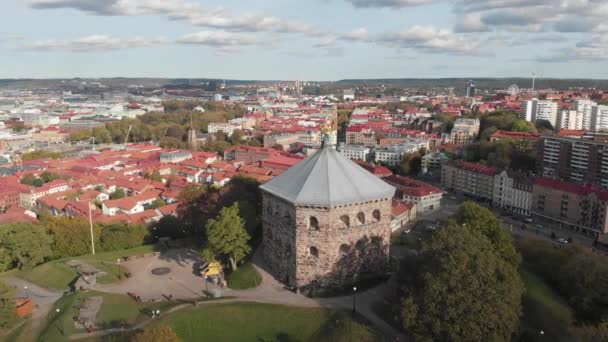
[89,201,95,255]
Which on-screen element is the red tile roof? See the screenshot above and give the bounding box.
[391,199,415,217]
[451,161,497,176]
[385,175,442,197]
[533,177,608,200]
[490,130,540,140]
[557,129,585,137]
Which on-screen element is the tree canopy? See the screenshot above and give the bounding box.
[43,216,100,258]
[203,203,251,271]
[453,202,521,266]
[0,222,53,271]
[399,223,524,341]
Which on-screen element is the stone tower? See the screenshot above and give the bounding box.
[187,113,198,150]
[259,141,395,291]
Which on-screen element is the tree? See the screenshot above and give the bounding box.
[110,188,126,200]
[150,198,166,209]
[400,224,523,341]
[43,216,100,258]
[230,129,244,145]
[99,223,148,252]
[131,325,181,342]
[511,119,537,133]
[400,153,422,176]
[0,281,15,328]
[11,122,27,133]
[152,216,189,240]
[535,120,554,132]
[0,223,53,271]
[203,203,251,270]
[20,174,36,186]
[145,170,162,182]
[40,171,60,183]
[453,202,520,266]
[32,178,44,187]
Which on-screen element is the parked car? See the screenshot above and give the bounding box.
[557,238,569,245]
[524,218,533,223]
[425,225,437,231]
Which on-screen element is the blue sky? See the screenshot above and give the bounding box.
[0,0,606,80]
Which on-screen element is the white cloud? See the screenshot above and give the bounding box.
[537,35,608,62]
[24,35,167,52]
[27,0,322,35]
[176,31,258,47]
[346,0,434,8]
[375,26,482,55]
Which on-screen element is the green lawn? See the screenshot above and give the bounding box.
[7,245,155,291]
[159,302,378,342]
[36,290,188,342]
[226,262,262,290]
[520,268,575,341]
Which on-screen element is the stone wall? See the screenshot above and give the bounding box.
[294,198,392,289]
[261,193,297,284]
[262,192,392,291]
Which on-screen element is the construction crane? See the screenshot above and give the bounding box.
[124,125,133,146]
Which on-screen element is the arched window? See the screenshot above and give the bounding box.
[340,215,350,227]
[339,244,350,256]
[309,216,319,231]
[357,212,365,225]
[309,246,319,258]
[372,209,381,222]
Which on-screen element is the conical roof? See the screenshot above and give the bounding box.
[260,146,395,207]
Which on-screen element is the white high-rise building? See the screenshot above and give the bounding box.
[575,99,597,131]
[521,99,558,128]
[590,105,608,132]
[556,109,583,130]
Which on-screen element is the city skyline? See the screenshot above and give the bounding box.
[1,0,607,80]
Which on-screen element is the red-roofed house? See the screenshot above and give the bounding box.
[385,175,442,212]
[390,200,417,232]
[441,161,496,201]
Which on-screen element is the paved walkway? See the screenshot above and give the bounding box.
[1,277,64,342]
[93,248,404,340]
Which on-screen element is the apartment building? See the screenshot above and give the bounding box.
[208,122,240,137]
[337,143,370,161]
[532,177,608,236]
[537,134,608,187]
[449,118,480,145]
[385,174,443,212]
[421,151,450,174]
[441,161,496,201]
[493,171,532,216]
[556,109,583,130]
[590,105,608,132]
[373,140,429,167]
[574,99,597,130]
[521,99,558,128]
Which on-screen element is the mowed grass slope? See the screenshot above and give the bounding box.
[161,302,378,342]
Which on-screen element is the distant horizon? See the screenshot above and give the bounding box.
[2,76,608,83]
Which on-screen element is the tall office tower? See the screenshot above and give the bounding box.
[465,80,476,98]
